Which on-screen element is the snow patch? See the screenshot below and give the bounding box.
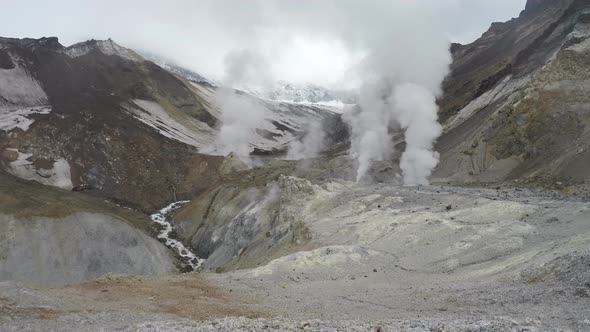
[239,80,342,104]
[146,55,218,86]
[276,99,349,114]
[0,61,48,106]
[3,149,73,190]
[150,201,203,270]
[192,85,332,154]
[64,40,138,61]
[0,106,51,132]
[0,55,51,132]
[124,99,213,148]
[189,81,341,155]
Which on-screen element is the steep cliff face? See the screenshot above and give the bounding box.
[439,0,574,122]
[171,175,317,272]
[435,0,590,194]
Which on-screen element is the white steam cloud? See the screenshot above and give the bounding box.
[204,49,271,164]
[0,1,526,183]
[289,1,452,185]
[203,1,451,183]
[343,81,395,182]
[3,0,525,85]
[392,84,443,185]
[287,120,325,161]
[211,88,263,161]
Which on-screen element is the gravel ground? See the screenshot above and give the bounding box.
[1,184,589,331]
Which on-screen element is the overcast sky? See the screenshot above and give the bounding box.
[3,0,526,86]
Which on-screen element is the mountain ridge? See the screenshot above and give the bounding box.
[436,0,590,195]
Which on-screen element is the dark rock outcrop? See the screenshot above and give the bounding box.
[435,0,590,195]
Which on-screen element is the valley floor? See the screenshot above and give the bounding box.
[1,184,589,331]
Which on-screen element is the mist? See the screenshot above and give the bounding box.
[2,0,525,86]
[274,1,451,184]
[287,120,326,161]
[202,49,271,164]
[2,0,527,183]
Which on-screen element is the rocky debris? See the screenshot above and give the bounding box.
[95,273,143,283]
[218,153,249,175]
[173,173,590,283]
[523,252,590,286]
[278,175,316,200]
[0,312,556,331]
[0,173,589,329]
[113,316,547,332]
[546,216,560,223]
[192,181,590,329]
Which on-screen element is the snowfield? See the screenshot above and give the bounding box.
[0,106,51,132]
[124,99,214,148]
[4,148,73,190]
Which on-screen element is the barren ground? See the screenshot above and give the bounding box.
[1,184,589,331]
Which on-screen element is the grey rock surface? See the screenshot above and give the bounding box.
[0,212,177,287]
[0,314,557,332]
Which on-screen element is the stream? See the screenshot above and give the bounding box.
[150,201,203,271]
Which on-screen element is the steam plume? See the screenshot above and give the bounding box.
[321,1,452,185]
[391,84,443,185]
[204,49,271,164]
[206,1,451,182]
[343,80,394,182]
[287,120,325,161]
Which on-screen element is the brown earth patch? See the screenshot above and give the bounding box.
[0,149,18,162]
[50,274,266,321]
[0,297,61,323]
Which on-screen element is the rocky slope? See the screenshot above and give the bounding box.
[1,180,589,330]
[0,37,340,211]
[0,36,225,211]
[2,0,588,206]
[207,181,590,330]
[435,0,590,196]
[0,172,177,286]
[0,36,345,288]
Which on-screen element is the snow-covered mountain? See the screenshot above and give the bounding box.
[235,80,353,112]
[142,53,352,111]
[0,37,349,211]
[266,81,336,103]
[142,53,218,86]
